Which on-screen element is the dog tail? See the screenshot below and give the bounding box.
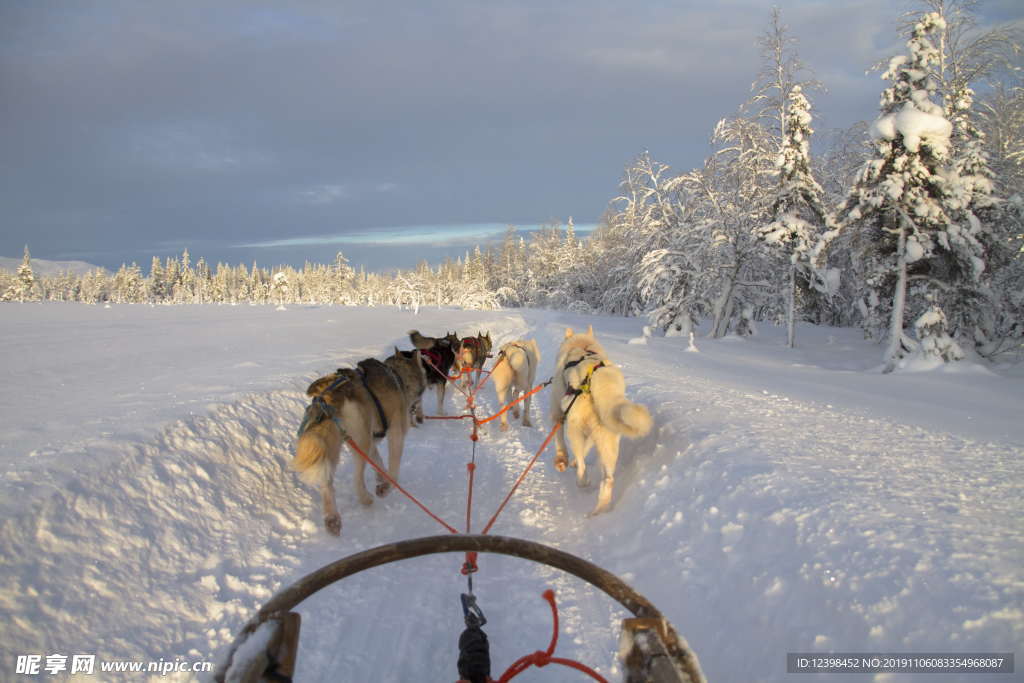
[292,405,343,487]
[408,330,434,350]
[606,400,653,438]
[590,367,653,438]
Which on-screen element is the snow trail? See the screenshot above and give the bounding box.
[0,305,1020,682]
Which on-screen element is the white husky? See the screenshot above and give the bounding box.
[490,339,541,430]
[549,326,652,515]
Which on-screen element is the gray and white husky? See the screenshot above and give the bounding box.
[292,349,427,535]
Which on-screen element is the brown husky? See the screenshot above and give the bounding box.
[292,349,427,535]
[454,331,492,392]
[549,326,652,515]
[491,339,541,430]
[408,329,460,416]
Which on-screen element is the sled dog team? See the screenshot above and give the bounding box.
[292,326,652,535]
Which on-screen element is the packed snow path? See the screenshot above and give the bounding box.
[0,304,1020,682]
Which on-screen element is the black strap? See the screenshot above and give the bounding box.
[357,367,388,438]
[562,348,598,372]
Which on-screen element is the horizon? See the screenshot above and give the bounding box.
[2,221,597,273]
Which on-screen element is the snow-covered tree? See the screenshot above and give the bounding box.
[745,7,821,147]
[271,270,289,308]
[758,85,832,347]
[598,153,688,317]
[11,246,38,302]
[112,262,144,303]
[685,116,777,338]
[838,12,986,371]
[977,82,1024,197]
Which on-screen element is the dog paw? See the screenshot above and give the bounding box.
[522,418,532,427]
[554,453,568,472]
[376,481,392,497]
[324,514,342,535]
[576,476,591,489]
[358,494,373,506]
[500,422,509,432]
[512,408,520,419]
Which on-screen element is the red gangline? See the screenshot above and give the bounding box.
[473,381,549,426]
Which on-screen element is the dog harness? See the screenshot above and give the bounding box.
[356,361,391,439]
[563,360,605,398]
[296,371,351,437]
[499,343,532,373]
[422,348,443,370]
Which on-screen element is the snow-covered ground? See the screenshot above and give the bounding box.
[1,303,1021,682]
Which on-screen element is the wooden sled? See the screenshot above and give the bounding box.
[213,534,706,683]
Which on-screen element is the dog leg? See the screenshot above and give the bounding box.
[351,444,374,507]
[436,383,446,416]
[367,442,391,498]
[495,380,511,431]
[412,398,424,425]
[567,428,593,488]
[521,386,532,427]
[552,417,569,471]
[590,433,621,515]
[320,462,342,535]
[380,429,405,497]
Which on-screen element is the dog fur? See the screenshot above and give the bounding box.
[291,349,427,535]
[491,339,541,430]
[454,331,492,391]
[408,330,460,416]
[548,325,652,515]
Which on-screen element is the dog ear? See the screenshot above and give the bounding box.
[394,346,402,358]
[586,325,594,336]
[564,327,574,339]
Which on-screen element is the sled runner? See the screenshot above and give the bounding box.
[213,534,705,683]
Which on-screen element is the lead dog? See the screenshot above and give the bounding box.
[292,349,427,535]
[549,326,652,515]
[491,339,541,430]
[408,329,460,416]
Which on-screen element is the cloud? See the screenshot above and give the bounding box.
[297,184,351,205]
[237,222,596,249]
[293,182,399,206]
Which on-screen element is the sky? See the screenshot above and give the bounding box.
[1,0,1021,272]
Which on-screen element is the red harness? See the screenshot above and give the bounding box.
[422,348,443,369]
